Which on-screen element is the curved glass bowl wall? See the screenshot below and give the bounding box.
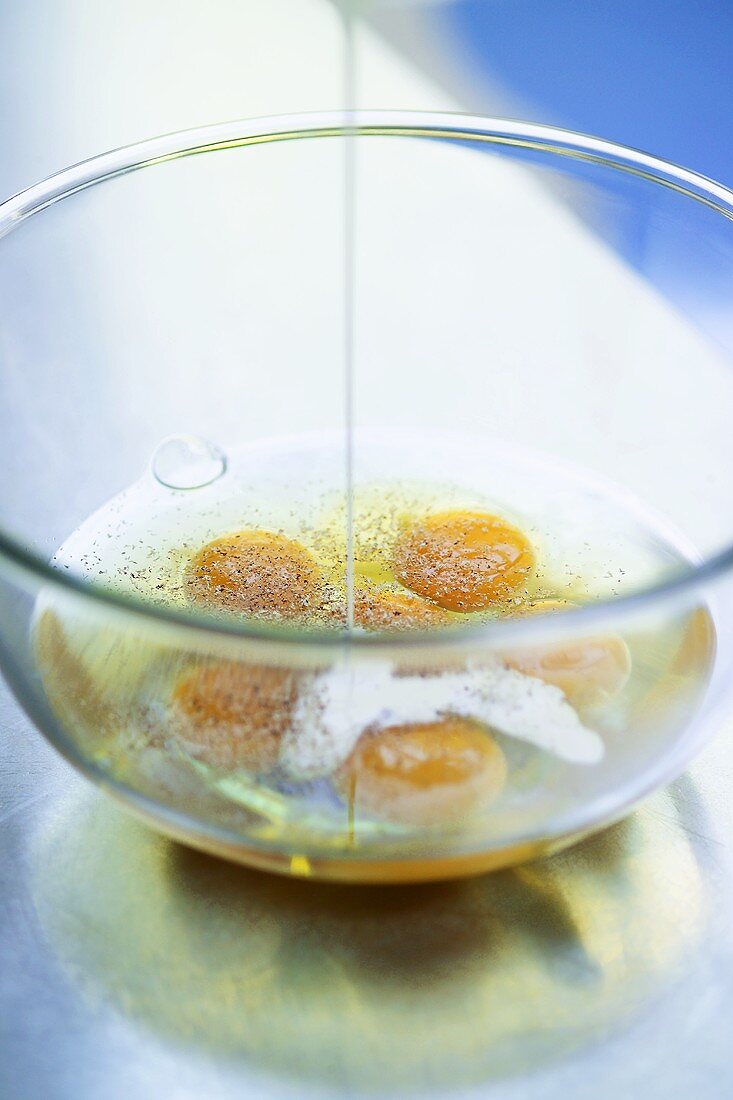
[1,114,733,881]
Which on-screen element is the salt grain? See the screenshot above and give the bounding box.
[279,660,604,779]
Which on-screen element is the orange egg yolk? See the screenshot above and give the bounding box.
[502,601,631,707]
[353,587,450,632]
[171,662,300,772]
[394,510,535,612]
[337,718,507,826]
[185,530,322,618]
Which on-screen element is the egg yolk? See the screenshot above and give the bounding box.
[171,662,300,772]
[185,530,322,618]
[337,718,507,826]
[394,510,535,612]
[502,600,631,707]
[353,587,450,632]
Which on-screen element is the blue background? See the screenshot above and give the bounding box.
[441,0,733,185]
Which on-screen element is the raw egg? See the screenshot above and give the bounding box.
[394,510,534,612]
[185,529,322,618]
[171,662,300,772]
[502,600,631,707]
[336,717,507,826]
[353,587,450,632]
[510,599,573,616]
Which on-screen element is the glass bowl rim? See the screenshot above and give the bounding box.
[2,108,732,650]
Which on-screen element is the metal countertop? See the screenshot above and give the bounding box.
[3,676,733,1100]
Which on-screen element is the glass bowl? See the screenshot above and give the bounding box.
[1,112,733,883]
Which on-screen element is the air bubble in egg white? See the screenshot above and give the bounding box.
[151,435,227,490]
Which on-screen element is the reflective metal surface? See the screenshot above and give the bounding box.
[3,673,733,1099]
